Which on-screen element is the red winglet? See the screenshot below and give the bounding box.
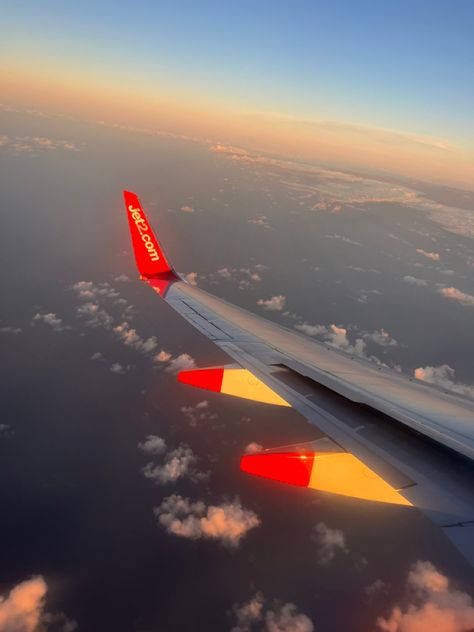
[123,191,174,278]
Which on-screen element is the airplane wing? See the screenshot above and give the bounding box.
[123,190,474,566]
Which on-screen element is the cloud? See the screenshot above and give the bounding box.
[295,322,328,337]
[439,287,474,307]
[0,326,22,335]
[312,522,348,565]
[113,321,158,353]
[363,328,398,347]
[138,434,167,456]
[154,350,172,363]
[180,205,194,213]
[376,560,474,632]
[142,444,207,485]
[231,593,265,632]
[265,602,314,632]
[414,365,474,399]
[416,248,440,261]
[230,593,313,632]
[0,575,76,632]
[0,576,46,632]
[184,272,198,286]
[110,362,129,374]
[114,274,129,282]
[403,276,428,287]
[248,216,271,228]
[32,312,67,332]
[165,353,196,374]
[257,295,286,311]
[325,234,362,246]
[91,351,104,361]
[0,135,80,154]
[155,495,261,547]
[76,302,113,328]
[326,325,366,358]
[71,280,120,301]
[211,266,264,290]
[244,442,264,454]
[180,400,217,427]
[366,579,389,600]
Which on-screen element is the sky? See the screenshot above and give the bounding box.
[1,3,474,631]
[1,0,474,186]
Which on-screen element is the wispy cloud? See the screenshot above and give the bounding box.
[0,134,80,154]
[180,400,217,427]
[312,522,348,565]
[32,312,67,332]
[110,362,129,374]
[416,248,440,261]
[0,326,22,335]
[403,275,428,287]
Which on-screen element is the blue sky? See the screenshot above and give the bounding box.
[3,0,473,143]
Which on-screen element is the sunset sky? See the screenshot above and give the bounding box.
[1,3,474,629]
[2,0,473,187]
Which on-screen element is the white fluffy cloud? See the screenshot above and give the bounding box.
[165,353,196,374]
[180,205,194,213]
[180,400,217,427]
[363,328,398,347]
[257,295,286,311]
[312,522,348,565]
[154,350,172,363]
[110,362,129,374]
[113,321,158,353]
[0,576,76,632]
[414,365,474,399]
[265,603,314,632]
[439,287,474,307]
[248,215,271,228]
[211,265,264,290]
[138,434,167,456]
[76,302,113,329]
[142,444,207,485]
[32,312,67,332]
[326,325,367,358]
[231,593,313,632]
[403,276,428,287]
[0,576,46,632]
[294,322,328,337]
[244,442,264,454]
[154,495,260,547]
[376,560,474,632]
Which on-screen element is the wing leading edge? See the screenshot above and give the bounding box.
[123,191,474,567]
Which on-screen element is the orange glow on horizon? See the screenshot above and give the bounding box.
[2,64,473,188]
